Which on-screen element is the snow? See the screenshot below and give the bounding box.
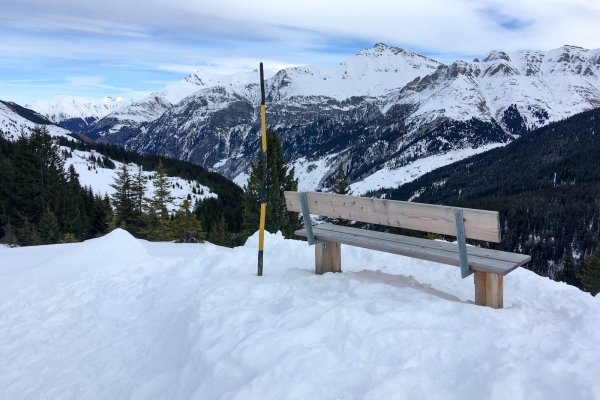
[268,44,441,101]
[350,144,504,195]
[0,102,71,140]
[291,154,342,192]
[233,172,249,189]
[27,95,127,124]
[62,147,216,211]
[1,229,599,399]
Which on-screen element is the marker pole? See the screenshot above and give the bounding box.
[258,63,267,276]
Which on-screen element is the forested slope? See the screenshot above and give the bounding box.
[376,108,600,285]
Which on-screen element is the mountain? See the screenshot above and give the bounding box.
[0,100,71,140]
[80,69,277,141]
[72,44,600,193]
[27,96,127,132]
[374,107,600,283]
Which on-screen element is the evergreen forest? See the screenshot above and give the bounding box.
[0,127,301,250]
[0,127,112,245]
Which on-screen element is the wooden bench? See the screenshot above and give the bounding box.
[284,191,531,309]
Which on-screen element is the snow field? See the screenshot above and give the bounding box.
[1,230,599,399]
[0,102,71,140]
[350,144,504,195]
[62,147,216,211]
[26,96,126,124]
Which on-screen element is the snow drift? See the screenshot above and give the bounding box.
[1,230,599,399]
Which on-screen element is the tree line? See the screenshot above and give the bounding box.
[57,135,245,237]
[0,127,112,245]
[0,127,303,250]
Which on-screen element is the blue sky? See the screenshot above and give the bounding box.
[1,0,599,106]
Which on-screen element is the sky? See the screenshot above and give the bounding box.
[1,0,599,106]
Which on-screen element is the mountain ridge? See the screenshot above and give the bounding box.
[25,43,600,193]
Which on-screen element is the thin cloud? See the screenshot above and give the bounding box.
[1,0,599,103]
[0,13,149,38]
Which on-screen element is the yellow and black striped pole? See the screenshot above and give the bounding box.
[258,62,267,276]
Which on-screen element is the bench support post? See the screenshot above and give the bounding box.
[454,210,473,279]
[474,271,503,309]
[315,241,341,275]
[299,192,323,246]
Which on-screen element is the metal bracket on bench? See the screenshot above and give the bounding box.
[299,192,324,246]
[454,210,473,279]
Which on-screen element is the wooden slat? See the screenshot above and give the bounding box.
[295,226,528,275]
[315,224,530,266]
[285,191,501,243]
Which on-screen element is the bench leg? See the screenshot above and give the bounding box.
[474,271,503,309]
[315,241,341,275]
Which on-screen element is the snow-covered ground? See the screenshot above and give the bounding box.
[0,101,71,140]
[350,144,504,195]
[27,96,127,124]
[63,147,216,211]
[1,229,598,399]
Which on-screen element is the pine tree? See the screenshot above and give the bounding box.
[132,166,147,216]
[323,163,353,226]
[332,163,351,195]
[209,214,231,247]
[38,208,61,244]
[10,126,67,228]
[110,163,136,229]
[0,223,17,246]
[581,245,600,296]
[59,232,78,243]
[243,130,301,238]
[59,165,86,239]
[171,199,206,243]
[89,194,112,237]
[17,219,41,246]
[141,160,176,241]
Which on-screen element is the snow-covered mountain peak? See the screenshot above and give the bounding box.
[543,45,600,79]
[0,100,72,140]
[101,96,124,103]
[26,95,129,130]
[157,69,270,105]
[351,43,441,70]
[510,50,545,76]
[482,50,511,63]
[263,44,443,102]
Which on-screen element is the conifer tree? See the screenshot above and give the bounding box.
[110,163,136,229]
[243,130,301,238]
[323,163,353,226]
[60,165,86,239]
[171,199,206,243]
[209,214,231,246]
[581,245,600,296]
[11,126,66,227]
[332,163,351,195]
[17,219,41,246]
[38,208,61,244]
[59,232,78,243]
[132,167,147,216]
[141,160,176,241]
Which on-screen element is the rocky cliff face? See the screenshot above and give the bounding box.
[78,44,600,193]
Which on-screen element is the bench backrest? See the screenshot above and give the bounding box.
[284,191,501,243]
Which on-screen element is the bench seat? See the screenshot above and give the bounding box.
[296,223,531,276]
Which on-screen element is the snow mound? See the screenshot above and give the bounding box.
[1,232,599,399]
